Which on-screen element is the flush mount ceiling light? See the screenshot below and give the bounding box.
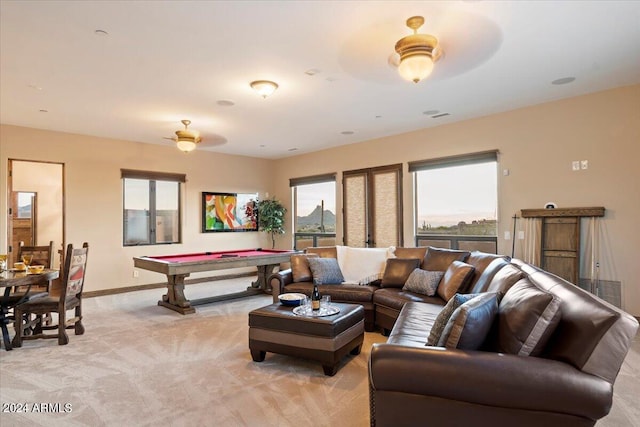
[250,80,279,98]
[395,16,443,83]
[174,119,201,153]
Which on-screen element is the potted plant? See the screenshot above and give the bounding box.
[256,197,287,249]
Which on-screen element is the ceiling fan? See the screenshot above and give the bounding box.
[163,119,201,152]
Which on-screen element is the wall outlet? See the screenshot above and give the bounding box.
[581,160,588,170]
[572,161,580,171]
[133,270,139,278]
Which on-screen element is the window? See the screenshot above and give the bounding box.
[343,164,403,248]
[290,173,336,249]
[16,192,35,218]
[121,169,185,246]
[409,151,498,252]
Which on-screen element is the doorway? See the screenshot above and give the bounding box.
[7,160,64,267]
[342,164,403,248]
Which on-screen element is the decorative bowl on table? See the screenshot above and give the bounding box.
[27,265,45,274]
[278,293,306,307]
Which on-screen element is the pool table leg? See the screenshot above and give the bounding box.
[158,273,196,315]
[250,263,279,292]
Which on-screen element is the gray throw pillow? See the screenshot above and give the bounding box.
[438,292,499,350]
[402,269,444,296]
[427,293,477,346]
[307,257,344,285]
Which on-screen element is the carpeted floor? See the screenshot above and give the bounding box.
[0,277,386,427]
[1,277,638,426]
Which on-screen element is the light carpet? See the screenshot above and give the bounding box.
[1,276,638,427]
[0,277,386,427]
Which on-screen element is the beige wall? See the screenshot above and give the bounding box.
[272,85,640,315]
[0,126,274,290]
[1,84,638,315]
[12,161,64,268]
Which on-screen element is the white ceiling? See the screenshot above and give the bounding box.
[2,1,639,159]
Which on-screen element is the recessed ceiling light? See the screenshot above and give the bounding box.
[552,77,576,85]
[288,148,298,152]
[94,29,108,36]
[39,109,48,113]
[216,100,235,106]
[375,115,382,119]
[305,69,320,76]
[259,144,266,148]
[423,110,440,115]
[341,131,354,135]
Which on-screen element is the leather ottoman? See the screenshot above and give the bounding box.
[248,302,365,376]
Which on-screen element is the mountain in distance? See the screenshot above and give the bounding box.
[296,205,336,230]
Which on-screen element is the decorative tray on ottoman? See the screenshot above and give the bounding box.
[293,305,340,317]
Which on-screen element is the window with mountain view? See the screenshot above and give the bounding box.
[290,174,336,249]
[410,151,498,251]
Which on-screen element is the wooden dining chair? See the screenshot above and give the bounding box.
[12,242,89,347]
[17,241,55,292]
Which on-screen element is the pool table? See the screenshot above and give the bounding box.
[133,248,298,314]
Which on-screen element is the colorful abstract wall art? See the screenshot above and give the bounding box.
[202,192,258,232]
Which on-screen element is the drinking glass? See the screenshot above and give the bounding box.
[321,295,331,308]
[299,296,309,314]
[21,254,33,267]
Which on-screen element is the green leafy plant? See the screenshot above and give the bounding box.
[256,197,287,249]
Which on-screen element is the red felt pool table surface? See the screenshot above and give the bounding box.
[132,248,298,314]
[149,249,291,264]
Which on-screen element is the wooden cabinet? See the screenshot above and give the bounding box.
[520,207,605,284]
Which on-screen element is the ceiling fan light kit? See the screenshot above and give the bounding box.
[174,119,201,153]
[395,16,442,83]
[250,80,279,98]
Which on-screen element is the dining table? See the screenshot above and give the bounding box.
[0,268,59,351]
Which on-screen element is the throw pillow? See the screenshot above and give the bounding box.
[380,258,421,288]
[423,246,470,271]
[437,261,476,302]
[290,253,319,282]
[485,263,525,296]
[427,293,477,346]
[402,269,444,296]
[307,257,344,285]
[496,278,562,356]
[438,292,499,350]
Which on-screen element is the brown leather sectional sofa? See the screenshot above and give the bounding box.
[270,245,639,426]
[269,245,511,333]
